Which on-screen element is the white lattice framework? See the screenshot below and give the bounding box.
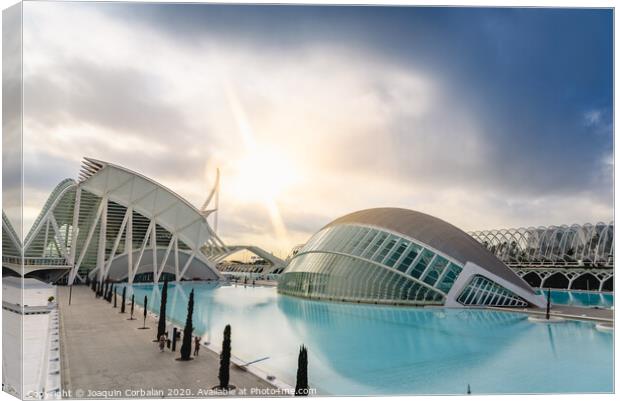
[11,158,224,284]
[513,267,613,291]
[468,223,614,268]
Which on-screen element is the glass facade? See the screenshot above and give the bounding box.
[278,224,465,305]
[457,275,527,307]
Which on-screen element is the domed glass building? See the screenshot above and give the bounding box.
[278,208,545,308]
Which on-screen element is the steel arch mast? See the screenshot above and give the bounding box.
[200,168,220,234]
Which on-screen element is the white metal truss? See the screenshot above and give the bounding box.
[514,267,613,291]
[7,158,224,284]
[469,223,614,268]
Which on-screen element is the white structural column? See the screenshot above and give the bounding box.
[151,220,158,281]
[174,237,180,282]
[156,235,176,282]
[49,216,68,259]
[101,208,130,280]
[127,206,133,284]
[129,220,153,284]
[42,221,50,256]
[71,197,106,285]
[68,187,81,266]
[179,250,197,279]
[96,197,108,282]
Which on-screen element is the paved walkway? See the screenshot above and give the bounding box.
[58,286,278,398]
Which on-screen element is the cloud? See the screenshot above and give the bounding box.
[585,110,602,126]
[17,2,613,251]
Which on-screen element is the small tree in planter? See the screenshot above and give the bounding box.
[217,325,233,389]
[156,279,169,341]
[142,295,148,328]
[120,287,126,313]
[295,345,309,396]
[128,294,135,320]
[179,290,194,361]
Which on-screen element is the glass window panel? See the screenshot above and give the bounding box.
[341,227,366,254]
[362,232,388,259]
[373,236,397,263]
[396,244,421,273]
[385,240,408,267]
[422,256,449,286]
[410,249,434,279]
[351,229,377,256]
[436,263,463,293]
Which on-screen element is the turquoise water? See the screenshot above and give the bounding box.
[536,289,614,309]
[124,283,612,395]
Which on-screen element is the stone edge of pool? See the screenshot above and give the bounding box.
[487,305,613,324]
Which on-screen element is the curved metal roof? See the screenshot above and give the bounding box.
[79,157,225,251]
[324,207,534,294]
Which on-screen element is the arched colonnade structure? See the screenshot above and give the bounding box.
[469,224,614,292]
[2,158,228,284]
[206,245,286,274]
[513,268,613,292]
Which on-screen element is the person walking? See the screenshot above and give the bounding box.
[159,333,166,352]
[193,336,201,357]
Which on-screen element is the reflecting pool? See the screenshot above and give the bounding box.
[536,289,614,309]
[124,282,612,395]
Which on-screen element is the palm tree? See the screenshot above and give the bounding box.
[179,290,194,361]
[295,345,308,396]
[218,325,232,389]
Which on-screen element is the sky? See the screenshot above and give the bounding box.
[18,2,613,256]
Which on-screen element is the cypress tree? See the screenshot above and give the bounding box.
[156,279,169,340]
[295,345,308,396]
[143,295,148,329]
[120,287,126,313]
[113,287,117,308]
[129,294,135,320]
[218,325,232,389]
[545,287,551,320]
[179,290,194,360]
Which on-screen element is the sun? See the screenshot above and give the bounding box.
[228,145,299,204]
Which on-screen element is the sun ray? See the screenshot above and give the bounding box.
[220,73,289,240]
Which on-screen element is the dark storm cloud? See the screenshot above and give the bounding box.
[19,2,613,240]
[94,4,613,202]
